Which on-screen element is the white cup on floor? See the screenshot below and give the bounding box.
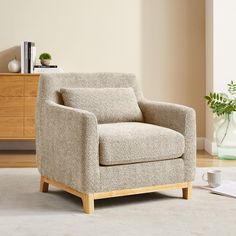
[202,170,222,188]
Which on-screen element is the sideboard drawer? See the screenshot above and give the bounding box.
[0,117,24,138]
[0,97,24,117]
[0,76,24,96]
[24,117,35,138]
[25,97,36,117]
[0,73,40,139]
[25,77,39,97]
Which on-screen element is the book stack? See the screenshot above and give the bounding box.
[21,41,36,73]
[33,65,63,73]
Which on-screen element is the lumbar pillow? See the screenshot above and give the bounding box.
[60,87,143,123]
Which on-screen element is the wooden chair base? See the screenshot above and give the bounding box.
[40,176,192,214]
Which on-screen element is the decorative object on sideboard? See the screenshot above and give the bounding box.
[205,81,236,160]
[39,53,52,66]
[21,41,36,73]
[8,57,21,73]
[33,64,62,73]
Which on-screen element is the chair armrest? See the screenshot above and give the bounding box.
[139,100,196,181]
[36,100,100,193]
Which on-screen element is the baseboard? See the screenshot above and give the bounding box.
[204,138,217,155]
[197,137,218,154]
[0,140,35,150]
[197,137,205,150]
[204,138,212,154]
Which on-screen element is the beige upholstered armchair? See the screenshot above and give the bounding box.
[36,73,196,214]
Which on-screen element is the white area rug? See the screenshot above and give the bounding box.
[0,167,236,236]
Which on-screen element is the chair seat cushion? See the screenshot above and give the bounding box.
[98,122,185,166]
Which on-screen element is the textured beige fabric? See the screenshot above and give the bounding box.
[36,73,142,193]
[36,73,196,194]
[37,73,143,104]
[37,101,99,192]
[60,88,143,124]
[98,122,184,165]
[37,100,100,193]
[139,100,196,181]
[99,158,185,192]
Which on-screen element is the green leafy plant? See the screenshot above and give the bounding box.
[39,53,52,60]
[205,81,236,116]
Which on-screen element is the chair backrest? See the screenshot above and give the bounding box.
[36,73,144,170]
[37,73,143,105]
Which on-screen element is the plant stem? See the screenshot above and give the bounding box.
[220,114,230,144]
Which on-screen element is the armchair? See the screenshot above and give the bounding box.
[36,73,196,214]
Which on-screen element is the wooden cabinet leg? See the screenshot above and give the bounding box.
[182,182,192,200]
[82,193,94,214]
[40,176,49,192]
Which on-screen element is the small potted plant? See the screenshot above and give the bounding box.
[39,53,52,66]
[205,81,236,159]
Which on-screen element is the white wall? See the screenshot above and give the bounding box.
[142,0,206,137]
[214,0,236,92]
[205,0,214,153]
[0,0,142,80]
[205,0,236,154]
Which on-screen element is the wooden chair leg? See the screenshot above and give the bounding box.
[40,176,49,192]
[182,182,192,199]
[82,193,94,214]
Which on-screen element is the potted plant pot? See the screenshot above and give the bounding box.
[39,53,52,66]
[40,59,51,66]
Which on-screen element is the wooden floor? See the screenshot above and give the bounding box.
[0,150,37,168]
[197,150,236,167]
[0,150,236,168]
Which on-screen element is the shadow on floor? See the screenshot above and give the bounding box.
[0,171,183,215]
[48,188,181,212]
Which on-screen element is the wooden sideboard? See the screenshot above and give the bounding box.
[0,73,40,139]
